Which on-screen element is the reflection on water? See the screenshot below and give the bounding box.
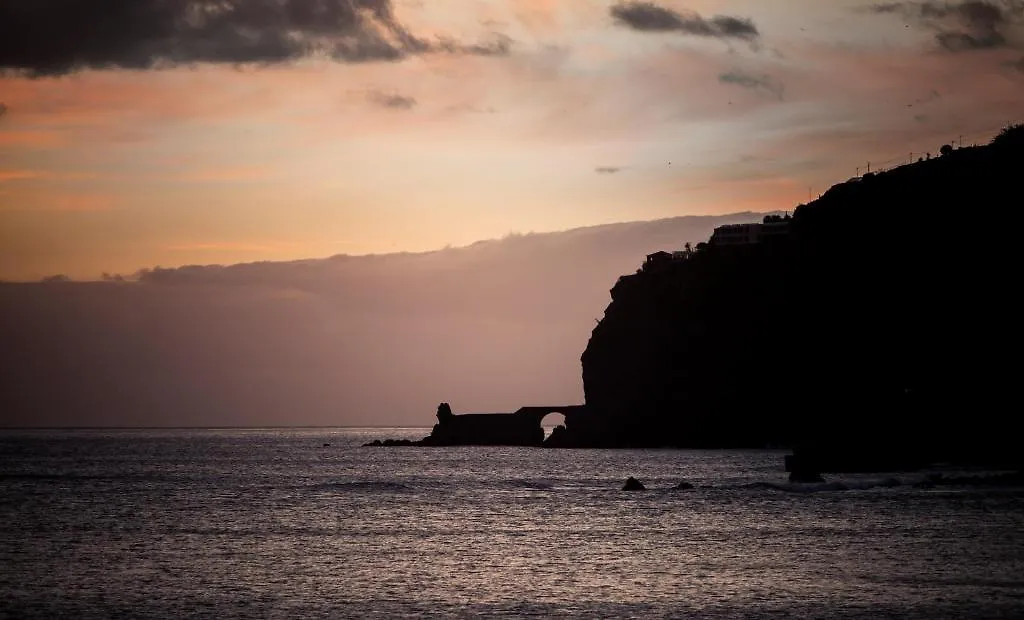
[2,428,1024,619]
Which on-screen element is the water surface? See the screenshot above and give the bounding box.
[3,428,1023,618]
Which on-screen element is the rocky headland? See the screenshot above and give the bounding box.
[369,124,1023,473]
[567,124,1022,470]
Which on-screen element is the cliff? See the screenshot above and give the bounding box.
[571,125,1022,467]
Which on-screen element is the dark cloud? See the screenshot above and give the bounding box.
[368,91,416,109]
[595,166,623,174]
[0,0,512,77]
[718,71,785,100]
[936,28,1006,50]
[1015,54,1024,69]
[0,102,7,118]
[866,1,1024,52]
[610,1,759,40]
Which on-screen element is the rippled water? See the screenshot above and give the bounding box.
[2,428,1024,619]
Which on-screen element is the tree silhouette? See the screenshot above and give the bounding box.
[940,144,954,157]
[991,123,1024,149]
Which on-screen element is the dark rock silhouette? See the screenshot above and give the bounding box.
[565,127,1021,470]
[788,467,826,484]
[675,481,695,490]
[785,452,826,482]
[366,403,586,446]
[366,125,1023,472]
[364,438,417,446]
[622,476,646,491]
[545,424,571,447]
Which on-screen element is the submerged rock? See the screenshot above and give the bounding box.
[675,481,695,490]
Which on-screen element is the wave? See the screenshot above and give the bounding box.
[746,477,904,493]
[501,478,555,490]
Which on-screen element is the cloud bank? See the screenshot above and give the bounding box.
[0,0,511,77]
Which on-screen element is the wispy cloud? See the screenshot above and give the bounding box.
[610,1,759,40]
[0,192,118,212]
[0,170,46,183]
[719,70,785,100]
[595,166,623,174]
[175,166,273,183]
[0,169,104,183]
[0,130,63,148]
[368,91,417,110]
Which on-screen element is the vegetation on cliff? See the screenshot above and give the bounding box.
[572,124,1022,468]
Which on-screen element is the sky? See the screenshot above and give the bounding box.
[0,214,762,427]
[1,0,1023,281]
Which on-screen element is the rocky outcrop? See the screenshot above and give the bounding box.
[622,476,646,491]
[570,126,1023,468]
[365,403,587,447]
[366,126,1022,470]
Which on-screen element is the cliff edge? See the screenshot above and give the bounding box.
[570,125,1022,468]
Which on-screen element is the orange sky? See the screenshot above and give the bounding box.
[2,0,1023,280]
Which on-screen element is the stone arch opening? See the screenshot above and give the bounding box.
[540,411,566,438]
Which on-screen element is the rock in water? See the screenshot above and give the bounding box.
[622,476,646,491]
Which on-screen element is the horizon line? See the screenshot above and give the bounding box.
[1,422,578,430]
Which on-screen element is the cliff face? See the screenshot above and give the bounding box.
[575,131,1021,463]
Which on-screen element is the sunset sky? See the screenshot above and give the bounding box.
[2,0,1022,280]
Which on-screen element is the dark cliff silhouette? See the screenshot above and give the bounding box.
[562,123,1022,469]
[366,124,1021,466]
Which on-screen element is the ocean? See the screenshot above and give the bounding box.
[2,428,1023,619]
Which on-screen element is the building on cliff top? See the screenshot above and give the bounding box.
[711,220,790,246]
[643,251,673,272]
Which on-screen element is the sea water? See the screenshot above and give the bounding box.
[2,428,1023,619]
